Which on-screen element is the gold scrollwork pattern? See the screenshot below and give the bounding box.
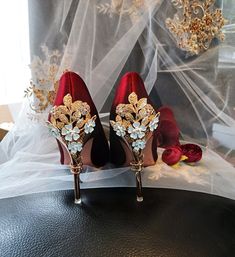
[166,0,225,55]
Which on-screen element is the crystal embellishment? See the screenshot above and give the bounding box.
[110,92,160,154]
[47,94,96,156]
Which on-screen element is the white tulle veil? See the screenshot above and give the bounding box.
[0,0,235,200]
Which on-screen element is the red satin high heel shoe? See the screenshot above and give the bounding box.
[156,106,180,148]
[48,71,109,203]
[110,72,160,201]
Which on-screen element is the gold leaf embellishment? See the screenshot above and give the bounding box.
[110,92,160,154]
[47,94,96,162]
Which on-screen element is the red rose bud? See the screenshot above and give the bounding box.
[180,144,202,163]
[162,146,182,166]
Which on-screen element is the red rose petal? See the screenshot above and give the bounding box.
[162,146,182,166]
[180,144,202,163]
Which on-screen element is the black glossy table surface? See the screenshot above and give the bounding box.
[0,188,235,257]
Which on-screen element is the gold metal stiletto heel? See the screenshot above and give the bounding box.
[70,160,83,204]
[47,94,96,204]
[130,154,144,202]
[110,92,160,202]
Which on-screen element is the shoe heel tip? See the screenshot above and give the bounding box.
[74,198,82,204]
[137,196,143,202]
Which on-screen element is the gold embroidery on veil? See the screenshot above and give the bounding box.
[96,0,154,18]
[166,0,225,55]
[24,45,69,114]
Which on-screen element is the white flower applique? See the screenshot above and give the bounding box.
[68,142,83,154]
[149,113,160,131]
[113,122,126,137]
[128,121,146,139]
[84,119,96,134]
[132,139,146,152]
[61,124,80,141]
[47,123,60,138]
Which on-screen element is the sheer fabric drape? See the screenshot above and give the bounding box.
[0,0,235,199]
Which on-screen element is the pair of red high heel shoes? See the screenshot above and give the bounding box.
[48,71,179,203]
